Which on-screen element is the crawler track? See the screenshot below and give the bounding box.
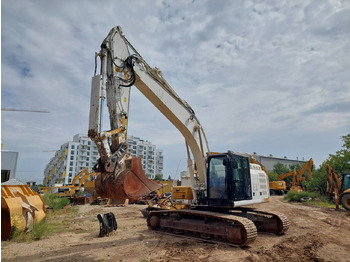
[146,209,257,246]
[229,208,290,235]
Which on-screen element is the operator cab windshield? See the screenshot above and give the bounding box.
[207,154,252,207]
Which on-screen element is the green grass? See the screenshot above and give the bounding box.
[43,194,70,211]
[283,191,339,209]
[9,206,79,242]
[10,220,49,242]
[283,191,319,202]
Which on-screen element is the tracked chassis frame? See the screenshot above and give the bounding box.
[145,208,290,246]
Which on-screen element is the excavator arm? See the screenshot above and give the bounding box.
[326,165,342,209]
[89,26,209,200]
[71,168,89,186]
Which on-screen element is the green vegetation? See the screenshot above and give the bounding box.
[272,134,350,209]
[283,191,339,208]
[154,174,164,181]
[268,134,350,197]
[9,206,79,242]
[283,190,318,202]
[324,134,350,173]
[43,193,70,211]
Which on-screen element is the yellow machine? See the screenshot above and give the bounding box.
[39,168,96,197]
[1,185,46,240]
[77,171,97,188]
[269,181,287,195]
[326,165,350,210]
[270,158,313,193]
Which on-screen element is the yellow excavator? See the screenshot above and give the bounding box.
[38,168,96,197]
[87,26,290,246]
[270,158,313,193]
[326,165,350,210]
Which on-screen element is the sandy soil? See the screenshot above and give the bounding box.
[2,196,350,262]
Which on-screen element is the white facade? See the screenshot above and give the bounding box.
[44,134,164,185]
[43,134,99,186]
[126,136,164,179]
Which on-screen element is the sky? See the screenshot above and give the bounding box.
[1,0,350,184]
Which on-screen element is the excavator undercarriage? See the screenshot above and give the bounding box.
[145,208,289,246]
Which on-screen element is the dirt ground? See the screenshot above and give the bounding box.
[2,196,350,262]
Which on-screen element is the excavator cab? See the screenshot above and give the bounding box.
[342,173,350,192]
[207,153,252,208]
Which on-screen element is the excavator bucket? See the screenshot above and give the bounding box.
[95,157,162,200]
[1,185,46,240]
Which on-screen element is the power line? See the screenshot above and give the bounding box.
[1,108,50,113]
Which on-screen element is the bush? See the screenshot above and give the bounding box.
[43,194,70,211]
[284,191,319,202]
[10,220,48,242]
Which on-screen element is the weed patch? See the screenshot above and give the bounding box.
[43,194,70,211]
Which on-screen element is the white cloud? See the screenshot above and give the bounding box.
[1,0,349,183]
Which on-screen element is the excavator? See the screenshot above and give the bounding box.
[326,165,350,210]
[88,26,290,246]
[270,158,314,193]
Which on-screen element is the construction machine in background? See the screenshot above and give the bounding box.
[326,165,350,210]
[1,185,46,240]
[88,26,289,246]
[270,158,314,193]
[39,168,97,197]
[278,170,298,191]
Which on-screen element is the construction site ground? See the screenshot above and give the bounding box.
[2,196,350,262]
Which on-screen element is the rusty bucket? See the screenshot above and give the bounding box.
[95,157,162,200]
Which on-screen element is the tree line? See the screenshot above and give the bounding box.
[268,134,350,195]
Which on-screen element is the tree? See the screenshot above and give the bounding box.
[273,163,290,175]
[307,165,327,194]
[154,174,164,181]
[268,171,279,182]
[325,134,350,173]
[307,134,350,195]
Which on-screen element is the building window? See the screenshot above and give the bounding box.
[70,161,73,166]
[86,162,89,166]
[87,152,90,156]
[88,146,90,150]
[69,167,73,171]
[71,145,75,149]
[87,157,89,161]
[71,151,74,155]
[68,179,72,183]
[69,173,72,177]
[88,141,91,145]
[70,156,74,160]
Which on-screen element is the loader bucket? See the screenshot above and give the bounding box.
[1,185,46,240]
[95,157,162,200]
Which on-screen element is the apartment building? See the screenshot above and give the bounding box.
[43,134,99,186]
[43,134,164,186]
[126,136,164,179]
